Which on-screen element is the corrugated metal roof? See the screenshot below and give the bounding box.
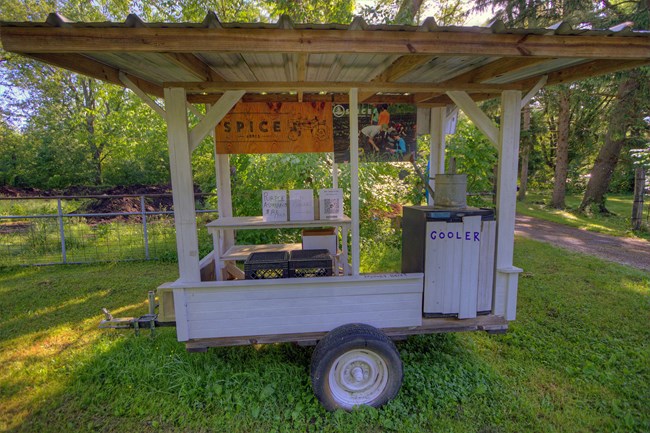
[1,12,649,103]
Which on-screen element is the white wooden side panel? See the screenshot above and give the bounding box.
[458,215,481,319]
[477,220,496,312]
[349,89,360,276]
[172,288,190,341]
[180,276,423,339]
[446,222,464,315]
[424,221,448,314]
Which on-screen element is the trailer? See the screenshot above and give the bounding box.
[2,13,648,411]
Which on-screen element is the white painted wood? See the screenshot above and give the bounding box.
[458,215,481,319]
[496,266,522,320]
[164,87,201,283]
[423,221,447,314]
[428,107,446,205]
[493,90,522,319]
[447,222,463,315]
[477,220,496,312]
[172,288,190,341]
[349,88,360,276]
[119,71,166,119]
[215,152,234,263]
[206,216,351,230]
[521,75,547,108]
[221,243,303,260]
[446,91,499,148]
[189,90,244,152]
[173,273,423,339]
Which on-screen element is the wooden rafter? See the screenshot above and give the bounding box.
[543,59,649,86]
[186,93,415,104]
[163,53,225,82]
[296,53,307,102]
[26,53,163,97]
[441,57,553,85]
[165,81,523,94]
[359,54,432,102]
[4,28,649,59]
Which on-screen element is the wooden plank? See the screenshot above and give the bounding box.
[206,215,351,230]
[173,288,190,341]
[26,53,163,97]
[184,314,508,349]
[521,75,547,108]
[221,243,302,260]
[164,87,201,283]
[119,71,166,119]
[544,59,649,86]
[187,93,416,104]
[477,220,496,312]
[446,222,464,315]
[163,53,225,81]
[442,57,552,85]
[423,221,447,314]
[189,90,244,152]
[4,27,649,59]
[214,101,333,155]
[458,215,481,319]
[447,91,499,147]
[165,81,522,94]
[494,90,522,319]
[360,54,433,102]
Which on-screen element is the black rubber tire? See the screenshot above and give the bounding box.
[310,323,403,411]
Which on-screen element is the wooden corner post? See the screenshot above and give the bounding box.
[494,90,523,320]
[428,107,447,205]
[164,87,201,283]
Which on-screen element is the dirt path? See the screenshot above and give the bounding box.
[515,214,650,273]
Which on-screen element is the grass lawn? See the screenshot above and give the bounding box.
[1,239,649,432]
[517,192,650,241]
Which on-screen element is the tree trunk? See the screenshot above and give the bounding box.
[518,104,531,201]
[551,89,570,209]
[579,73,642,213]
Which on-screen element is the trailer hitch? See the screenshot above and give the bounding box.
[99,291,163,336]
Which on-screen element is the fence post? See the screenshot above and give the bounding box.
[141,195,150,260]
[632,167,645,230]
[57,198,67,264]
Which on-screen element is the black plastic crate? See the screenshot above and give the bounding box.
[289,249,334,278]
[244,251,289,279]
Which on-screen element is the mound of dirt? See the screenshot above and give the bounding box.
[0,184,209,219]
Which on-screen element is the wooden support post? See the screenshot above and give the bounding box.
[428,107,446,205]
[349,88,360,276]
[493,90,523,320]
[447,91,499,148]
[164,87,201,283]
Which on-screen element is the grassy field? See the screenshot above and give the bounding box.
[1,238,649,432]
[517,193,650,240]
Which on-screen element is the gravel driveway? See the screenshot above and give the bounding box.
[515,214,650,273]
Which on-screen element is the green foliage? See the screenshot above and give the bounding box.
[445,117,498,193]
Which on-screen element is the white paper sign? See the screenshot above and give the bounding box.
[319,188,344,220]
[262,190,287,222]
[289,189,314,221]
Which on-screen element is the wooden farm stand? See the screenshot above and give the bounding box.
[2,13,648,410]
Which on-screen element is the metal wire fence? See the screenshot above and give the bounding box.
[0,194,217,266]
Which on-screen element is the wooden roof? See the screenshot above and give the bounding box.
[1,13,649,105]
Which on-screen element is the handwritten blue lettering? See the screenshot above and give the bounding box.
[428,230,482,242]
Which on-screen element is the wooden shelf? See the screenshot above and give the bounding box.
[206,216,351,231]
[221,243,302,261]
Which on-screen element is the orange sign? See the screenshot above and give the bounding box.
[215,102,333,154]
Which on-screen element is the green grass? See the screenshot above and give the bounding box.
[1,239,649,432]
[517,192,650,240]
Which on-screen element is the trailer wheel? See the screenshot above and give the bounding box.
[310,323,402,411]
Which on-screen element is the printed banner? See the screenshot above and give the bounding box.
[333,104,417,163]
[215,102,333,154]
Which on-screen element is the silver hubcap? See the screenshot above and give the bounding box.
[328,349,389,409]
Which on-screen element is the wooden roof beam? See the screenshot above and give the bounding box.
[442,57,553,85]
[359,54,433,102]
[186,92,415,104]
[167,81,523,94]
[26,53,163,97]
[163,53,225,82]
[4,28,649,59]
